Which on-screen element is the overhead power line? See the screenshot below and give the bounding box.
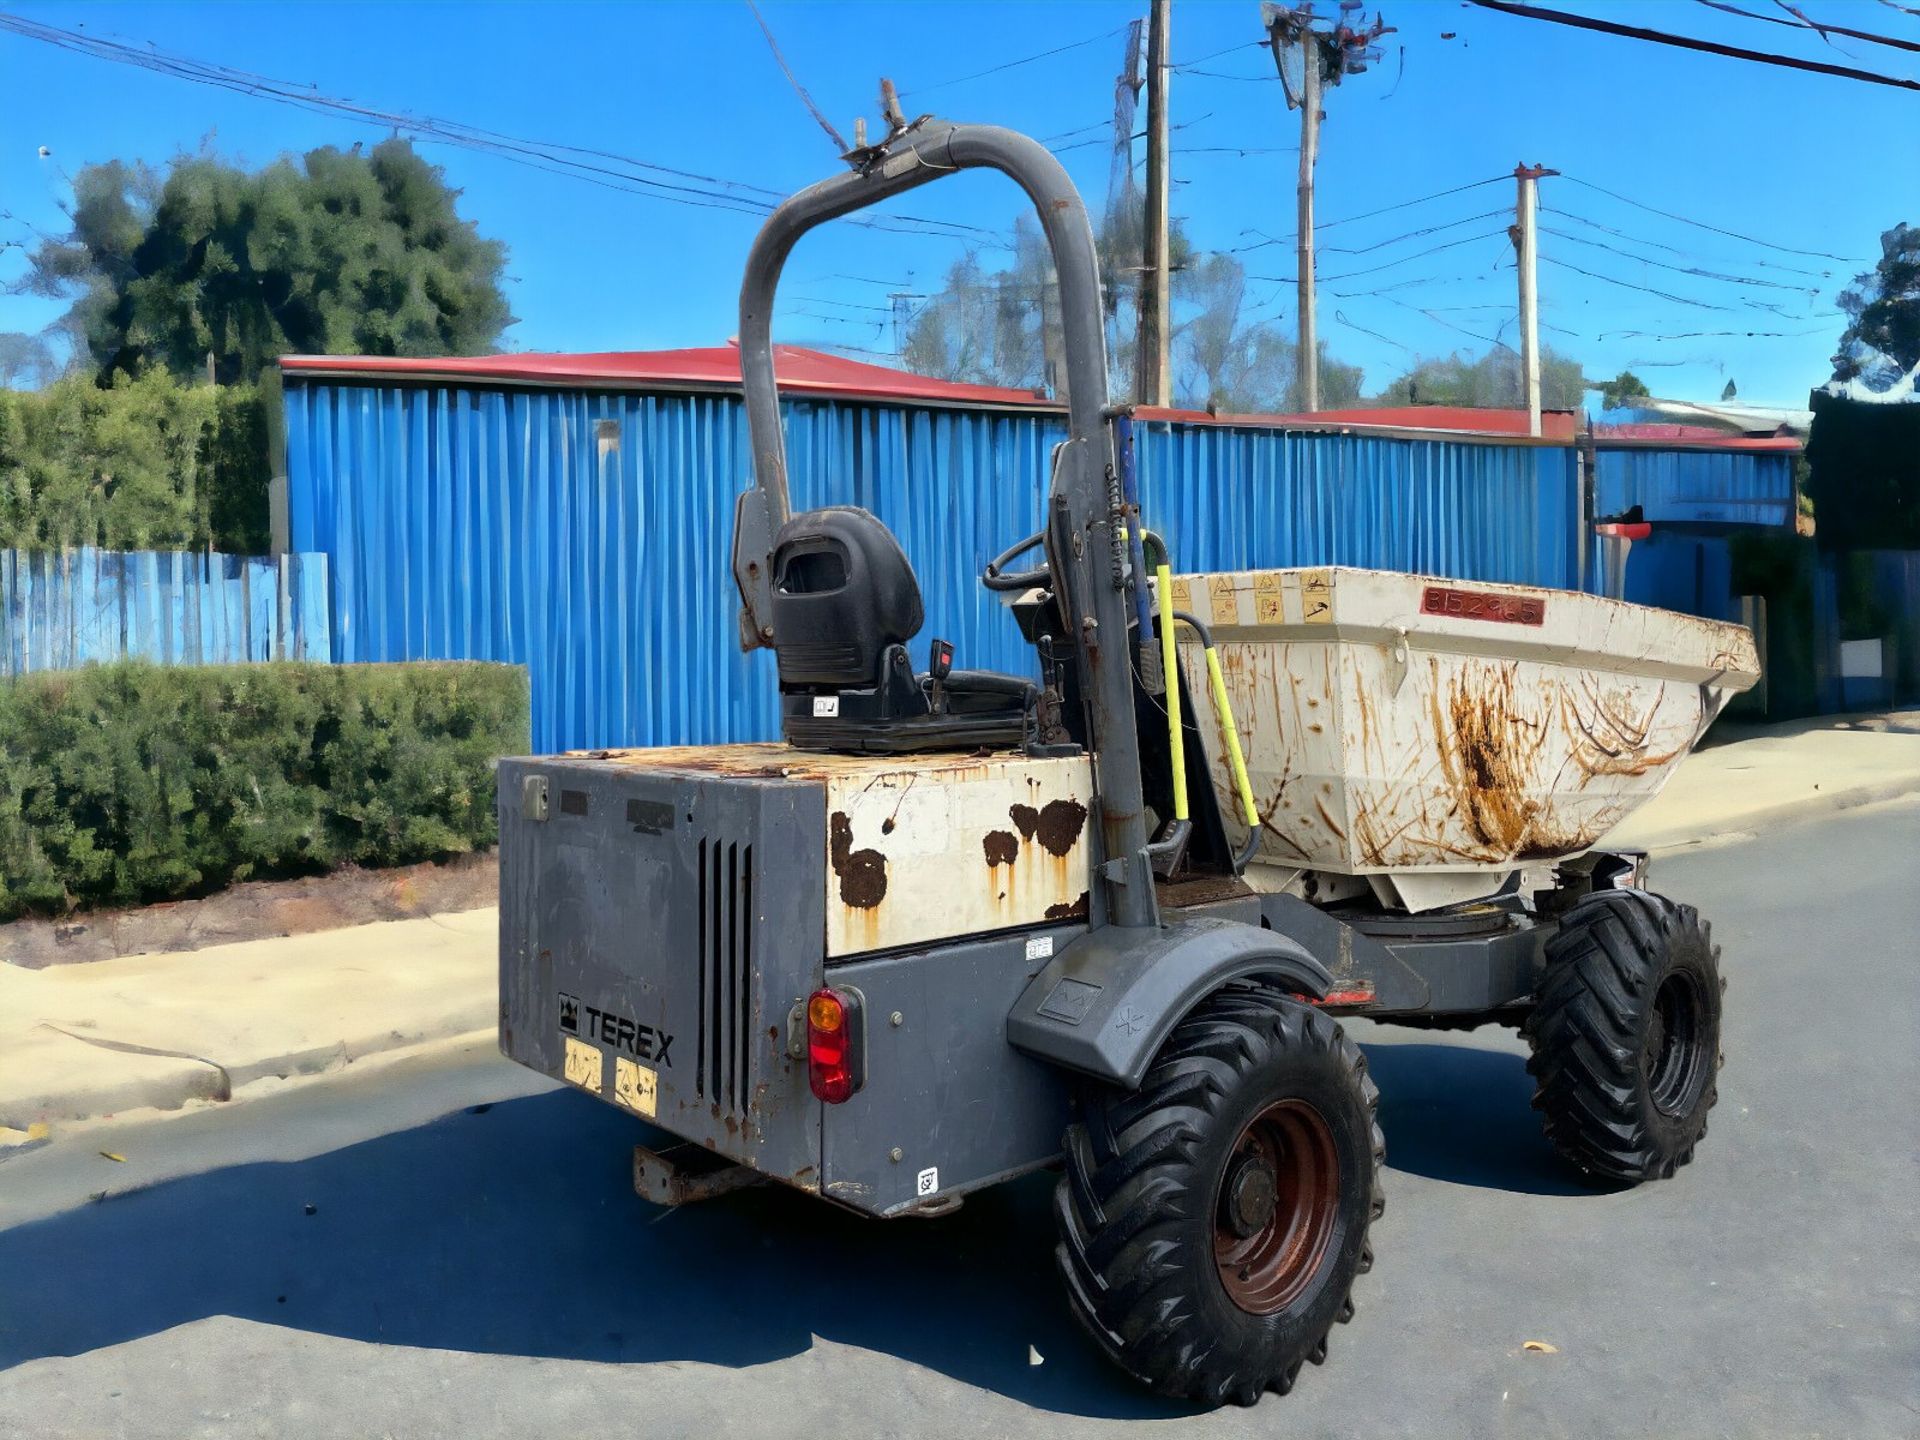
[898,23,1129,98]
[1172,39,1269,67]
[1317,175,1509,235]
[1539,224,1816,293]
[1467,0,1920,90]
[1558,173,1869,263]
[0,12,1009,249]
[1252,228,1512,286]
[1542,204,1836,280]
[1540,254,1746,313]
[1693,0,1920,54]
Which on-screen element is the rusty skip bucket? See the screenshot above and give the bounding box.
[1172,567,1760,901]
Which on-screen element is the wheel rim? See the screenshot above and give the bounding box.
[1644,970,1708,1116]
[1212,1098,1341,1315]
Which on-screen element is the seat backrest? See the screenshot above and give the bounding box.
[770,507,924,687]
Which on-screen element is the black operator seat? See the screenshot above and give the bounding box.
[769,506,1035,754]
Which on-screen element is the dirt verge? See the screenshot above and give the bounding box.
[2,852,499,969]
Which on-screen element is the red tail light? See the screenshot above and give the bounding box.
[806,986,864,1103]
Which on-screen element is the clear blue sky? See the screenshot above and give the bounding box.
[3,0,1914,407]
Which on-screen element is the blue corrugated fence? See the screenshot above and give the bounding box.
[0,549,331,677]
[1594,447,1794,527]
[284,378,1582,754]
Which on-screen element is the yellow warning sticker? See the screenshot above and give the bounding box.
[563,1036,603,1093]
[1254,570,1281,595]
[1256,595,1284,624]
[1209,575,1238,625]
[1170,576,1193,609]
[1300,568,1333,624]
[614,1057,658,1118]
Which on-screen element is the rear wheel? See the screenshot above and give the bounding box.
[1054,987,1383,1407]
[1524,889,1723,1183]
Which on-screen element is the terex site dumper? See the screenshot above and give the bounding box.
[498,117,1758,1407]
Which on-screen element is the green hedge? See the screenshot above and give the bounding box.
[0,661,527,922]
[0,370,271,553]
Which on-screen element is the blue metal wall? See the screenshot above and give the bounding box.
[1,548,330,678]
[283,379,1580,753]
[1136,420,1580,588]
[1594,447,1795,527]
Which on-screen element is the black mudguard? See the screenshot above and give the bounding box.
[1006,917,1332,1089]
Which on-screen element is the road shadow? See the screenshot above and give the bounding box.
[1,1038,1596,1407]
[1361,1038,1599,1197]
[0,1088,1193,1420]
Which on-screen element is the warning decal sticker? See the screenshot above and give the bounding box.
[614,1057,659,1118]
[562,1036,604,1093]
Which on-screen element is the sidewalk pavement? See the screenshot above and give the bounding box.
[1,909,499,1142]
[4,713,1917,1142]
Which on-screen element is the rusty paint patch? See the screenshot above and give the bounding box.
[1033,798,1088,857]
[1430,662,1544,856]
[1044,891,1090,921]
[828,810,888,909]
[982,830,1019,867]
[1009,803,1040,841]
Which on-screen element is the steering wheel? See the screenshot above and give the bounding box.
[982,529,1051,593]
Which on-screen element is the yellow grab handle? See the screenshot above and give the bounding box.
[1203,644,1260,827]
[1155,562,1187,822]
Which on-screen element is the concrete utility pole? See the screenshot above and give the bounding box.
[1510,163,1556,438]
[1295,46,1323,412]
[1136,0,1172,407]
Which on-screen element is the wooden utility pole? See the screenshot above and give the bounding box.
[1510,163,1556,438]
[1296,45,1323,412]
[1136,0,1172,407]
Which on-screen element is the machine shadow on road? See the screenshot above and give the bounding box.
[1360,1038,1599,1197]
[1,1036,1589,1411]
[0,1086,1193,1420]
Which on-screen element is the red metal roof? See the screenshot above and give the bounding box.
[279,343,1054,409]
[1138,403,1581,442]
[290,346,1777,448]
[1590,421,1800,452]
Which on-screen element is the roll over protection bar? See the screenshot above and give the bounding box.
[731,119,1160,928]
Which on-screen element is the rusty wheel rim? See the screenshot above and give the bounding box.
[1212,1098,1341,1315]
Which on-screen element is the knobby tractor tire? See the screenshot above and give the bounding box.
[1524,889,1724,1184]
[1054,986,1383,1408]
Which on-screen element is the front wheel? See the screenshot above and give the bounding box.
[1524,889,1724,1183]
[1054,987,1383,1408]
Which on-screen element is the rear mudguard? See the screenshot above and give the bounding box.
[1006,917,1332,1089]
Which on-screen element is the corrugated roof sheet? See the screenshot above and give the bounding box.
[279,343,1055,409]
[1144,403,1581,442]
[279,346,1584,441]
[1592,422,1800,452]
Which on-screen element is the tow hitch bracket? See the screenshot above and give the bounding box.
[632,1141,767,1207]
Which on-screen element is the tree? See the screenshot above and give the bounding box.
[1373,345,1586,410]
[18,140,514,386]
[902,209,1358,412]
[1832,222,1919,390]
[1599,369,1651,411]
[0,333,54,389]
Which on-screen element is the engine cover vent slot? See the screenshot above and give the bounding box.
[696,837,755,1117]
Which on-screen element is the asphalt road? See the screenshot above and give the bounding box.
[3,799,1917,1439]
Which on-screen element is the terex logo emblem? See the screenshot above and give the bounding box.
[557,991,675,1069]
